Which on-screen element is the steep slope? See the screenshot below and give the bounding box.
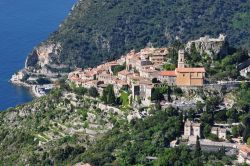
[0,85,236,165]
[0,86,124,165]
[24,0,250,75]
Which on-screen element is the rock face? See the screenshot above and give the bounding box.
[186,34,228,59]
[25,42,62,70]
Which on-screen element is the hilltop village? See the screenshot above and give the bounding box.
[67,35,250,165]
[68,48,205,106]
[6,34,250,165]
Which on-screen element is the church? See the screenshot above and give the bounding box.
[160,50,206,87]
[175,49,206,87]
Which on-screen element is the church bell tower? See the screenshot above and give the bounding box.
[178,49,185,68]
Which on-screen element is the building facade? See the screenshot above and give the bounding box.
[175,68,205,86]
[184,120,201,138]
[211,127,227,140]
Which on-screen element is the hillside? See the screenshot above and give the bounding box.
[24,0,250,74]
[0,81,241,165]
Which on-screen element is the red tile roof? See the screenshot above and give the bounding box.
[240,145,250,154]
[176,67,205,73]
[160,71,176,76]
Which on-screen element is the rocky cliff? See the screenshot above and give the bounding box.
[186,34,229,59]
[25,43,61,70]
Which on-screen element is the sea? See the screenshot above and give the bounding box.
[0,0,76,111]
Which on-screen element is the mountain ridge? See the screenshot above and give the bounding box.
[22,0,250,76]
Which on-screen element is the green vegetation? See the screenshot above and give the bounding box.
[101,84,116,105]
[247,137,250,146]
[155,145,232,166]
[45,0,250,68]
[75,108,233,165]
[206,49,249,81]
[0,80,246,165]
[151,86,170,101]
[163,63,176,70]
[232,12,250,31]
[113,64,126,75]
[88,86,99,98]
[36,77,51,85]
[120,91,130,107]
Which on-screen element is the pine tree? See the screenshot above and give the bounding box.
[195,136,201,158]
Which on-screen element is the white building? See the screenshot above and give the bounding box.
[211,127,227,140]
[184,120,201,138]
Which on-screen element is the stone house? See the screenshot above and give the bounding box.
[211,127,227,140]
[126,73,141,85]
[141,47,169,64]
[139,69,159,79]
[97,73,117,85]
[113,80,128,96]
[184,120,201,138]
[175,68,205,87]
[158,71,176,86]
[117,70,133,82]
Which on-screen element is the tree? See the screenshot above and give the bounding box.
[152,78,160,83]
[196,101,204,113]
[240,81,248,90]
[88,87,99,98]
[200,111,214,125]
[113,65,126,75]
[74,86,87,96]
[102,85,116,105]
[203,124,211,138]
[188,42,200,64]
[36,77,51,85]
[163,63,176,70]
[226,108,238,123]
[243,126,250,142]
[151,88,165,101]
[231,126,239,137]
[194,136,201,158]
[247,137,250,146]
[174,87,183,96]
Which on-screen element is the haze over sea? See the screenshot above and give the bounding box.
[0,0,76,110]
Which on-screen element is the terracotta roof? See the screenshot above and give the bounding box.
[160,71,176,76]
[85,71,96,77]
[240,145,250,154]
[176,68,205,73]
[118,70,133,76]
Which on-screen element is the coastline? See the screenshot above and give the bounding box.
[10,78,53,98]
[10,79,38,97]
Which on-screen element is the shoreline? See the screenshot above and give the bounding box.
[10,80,38,97]
[10,79,53,98]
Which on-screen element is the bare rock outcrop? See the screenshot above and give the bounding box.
[25,42,62,70]
[186,34,228,59]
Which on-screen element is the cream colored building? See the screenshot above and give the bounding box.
[176,50,205,87]
[184,120,201,138]
[211,127,227,140]
[158,71,176,86]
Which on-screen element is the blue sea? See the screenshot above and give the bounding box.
[0,0,76,110]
